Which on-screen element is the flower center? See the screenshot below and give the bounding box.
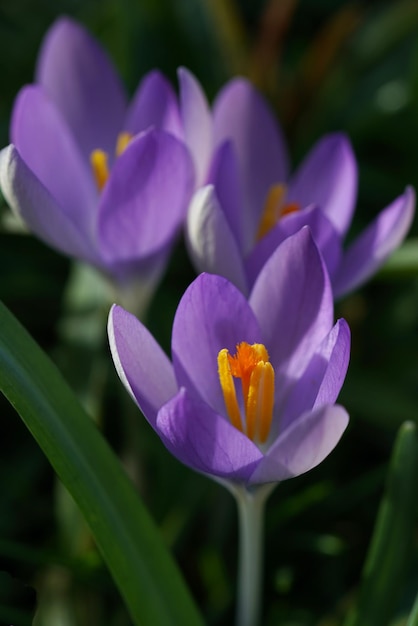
[217,342,274,444]
[90,131,133,191]
[257,183,300,240]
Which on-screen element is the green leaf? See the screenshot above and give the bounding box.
[0,300,203,626]
[344,422,418,626]
[378,239,418,279]
[407,588,418,626]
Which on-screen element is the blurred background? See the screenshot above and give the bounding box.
[0,0,418,624]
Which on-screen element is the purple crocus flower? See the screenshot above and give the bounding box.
[180,69,415,298]
[0,17,193,303]
[108,228,350,486]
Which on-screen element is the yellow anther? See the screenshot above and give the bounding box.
[257,183,300,240]
[115,131,133,157]
[217,349,243,433]
[90,149,109,191]
[218,342,274,445]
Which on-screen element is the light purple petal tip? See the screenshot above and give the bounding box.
[172,273,262,416]
[108,304,177,427]
[333,186,416,297]
[124,69,182,139]
[178,67,213,186]
[36,16,127,159]
[249,227,334,377]
[287,133,358,236]
[0,144,96,263]
[249,404,349,484]
[156,388,263,483]
[186,185,248,294]
[213,77,289,234]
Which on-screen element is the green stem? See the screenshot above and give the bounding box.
[232,484,274,626]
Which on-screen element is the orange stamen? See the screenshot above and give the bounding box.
[257,183,300,240]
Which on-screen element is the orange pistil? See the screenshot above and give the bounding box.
[257,183,300,240]
[217,342,275,444]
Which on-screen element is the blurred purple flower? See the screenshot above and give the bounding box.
[109,228,350,486]
[179,69,415,298]
[0,17,194,294]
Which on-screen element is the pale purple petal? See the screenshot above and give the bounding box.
[333,186,415,297]
[249,227,334,378]
[245,205,342,288]
[11,86,97,239]
[98,129,194,263]
[156,388,263,482]
[279,319,350,433]
[287,133,358,236]
[206,140,246,252]
[0,144,97,263]
[178,67,213,186]
[36,17,127,160]
[108,305,177,427]
[186,185,248,295]
[249,404,349,484]
[213,78,289,236]
[124,70,182,139]
[172,273,262,416]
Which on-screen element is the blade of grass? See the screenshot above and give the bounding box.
[344,421,418,626]
[0,300,203,626]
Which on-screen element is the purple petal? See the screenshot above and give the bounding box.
[156,388,263,483]
[98,129,194,263]
[333,186,415,297]
[124,70,182,139]
[249,404,349,485]
[186,185,248,295]
[178,67,213,186]
[279,319,350,434]
[213,78,289,236]
[11,85,97,239]
[172,273,262,416]
[0,144,97,263]
[287,133,358,236]
[206,140,246,252]
[249,227,334,378]
[108,304,177,427]
[36,17,127,160]
[245,205,342,289]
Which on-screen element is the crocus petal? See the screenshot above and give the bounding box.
[186,185,248,295]
[287,133,358,236]
[249,404,349,485]
[11,85,97,238]
[333,186,415,298]
[206,140,245,252]
[279,319,350,433]
[98,128,194,263]
[108,304,177,427]
[178,67,213,186]
[249,227,333,377]
[36,17,127,160]
[0,144,97,263]
[172,273,262,416]
[245,205,342,289]
[124,70,182,139]
[156,388,263,483]
[213,78,289,235]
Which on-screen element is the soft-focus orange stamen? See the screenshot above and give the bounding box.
[90,131,133,192]
[218,342,274,445]
[257,183,300,240]
[90,149,109,191]
[115,131,133,156]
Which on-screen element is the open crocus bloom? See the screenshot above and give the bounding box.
[180,69,415,298]
[0,17,193,302]
[109,228,350,486]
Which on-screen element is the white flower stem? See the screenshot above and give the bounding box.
[232,484,274,626]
